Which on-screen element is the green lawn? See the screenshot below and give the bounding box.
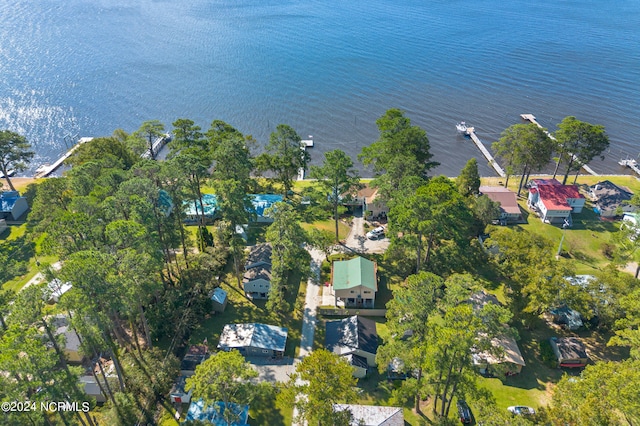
[300,219,351,241]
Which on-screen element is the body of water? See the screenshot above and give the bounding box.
[1,0,639,177]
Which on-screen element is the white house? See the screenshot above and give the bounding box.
[527,179,585,223]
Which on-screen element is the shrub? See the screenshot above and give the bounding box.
[601,243,615,260]
[539,339,558,368]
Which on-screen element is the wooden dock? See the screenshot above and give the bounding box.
[464,126,506,178]
[34,137,93,178]
[298,137,314,180]
[141,134,171,159]
[520,114,598,176]
[619,158,640,176]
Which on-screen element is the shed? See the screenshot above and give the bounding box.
[0,191,28,220]
[211,287,228,313]
[218,323,288,358]
[333,404,404,426]
[550,337,589,368]
[183,399,249,425]
[472,334,526,375]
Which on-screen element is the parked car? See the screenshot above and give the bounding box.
[457,399,472,424]
[508,406,535,416]
[366,226,385,240]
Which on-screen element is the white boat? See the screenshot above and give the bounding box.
[0,169,15,179]
[456,121,468,133]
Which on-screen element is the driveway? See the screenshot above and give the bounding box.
[342,211,390,255]
[298,247,324,358]
[246,356,298,383]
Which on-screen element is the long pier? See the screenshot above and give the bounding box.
[298,137,314,180]
[520,114,598,176]
[464,127,506,178]
[34,137,93,178]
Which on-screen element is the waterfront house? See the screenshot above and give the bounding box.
[479,186,523,222]
[218,323,288,358]
[0,191,28,220]
[333,404,404,426]
[332,256,377,308]
[589,180,634,218]
[341,184,389,220]
[325,315,378,378]
[527,179,585,223]
[549,337,589,368]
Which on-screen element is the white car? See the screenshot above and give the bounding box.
[507,406,535,416]
[366,226,385,240]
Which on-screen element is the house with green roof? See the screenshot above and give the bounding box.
[332,256,377,308]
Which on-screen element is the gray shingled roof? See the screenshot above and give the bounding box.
[325,315,378,356]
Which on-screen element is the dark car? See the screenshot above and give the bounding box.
[457,399,472,424]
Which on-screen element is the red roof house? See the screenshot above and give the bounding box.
[527,180,585,223]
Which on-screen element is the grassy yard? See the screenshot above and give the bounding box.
[300,219,351,241]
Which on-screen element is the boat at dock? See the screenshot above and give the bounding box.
[456,122,468,133]
[0,169,16,179]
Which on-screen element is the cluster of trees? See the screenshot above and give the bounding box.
[492,117,609,190]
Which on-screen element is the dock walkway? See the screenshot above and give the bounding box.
[464,127,506,178]
[520,114,598,176]
[34,137,93,178]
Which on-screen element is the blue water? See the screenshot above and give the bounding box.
[1,0,639,176]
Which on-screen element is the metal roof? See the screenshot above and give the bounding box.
[332,256,376,291]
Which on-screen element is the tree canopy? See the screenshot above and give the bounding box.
[0,129,34,191]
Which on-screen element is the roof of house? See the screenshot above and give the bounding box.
[469,290,501,311]
[473,334,526,367]
[180,345,209,371]
[243,266,271,283]
[183,193,219,218]
[551,337,588,360]
[218,323,288,352]
[184,399,249,425]
[45,278,73,302]
[0,191,26,213]
[590,180,634,214]
[211,287,227,304]
[332,256,377,291]
[533,184,584,211]
[51,315,82,353]
[250,194,283,218]
[479,186,522,215]
[325,315,378,356]
[245,243,272,269]
[550,305,584,330]
[623,212,640,225]
[333,404,404,426]
[344,353,369,370]
[170,375,192,397]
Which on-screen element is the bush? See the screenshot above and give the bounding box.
[539,339,558,368]
[601,243,615,259]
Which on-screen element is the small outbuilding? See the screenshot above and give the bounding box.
[472,334,526,375]
[218,323,288,358]
[0,191,28,221]
[550,337,589,368]
[210,287,228,313]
